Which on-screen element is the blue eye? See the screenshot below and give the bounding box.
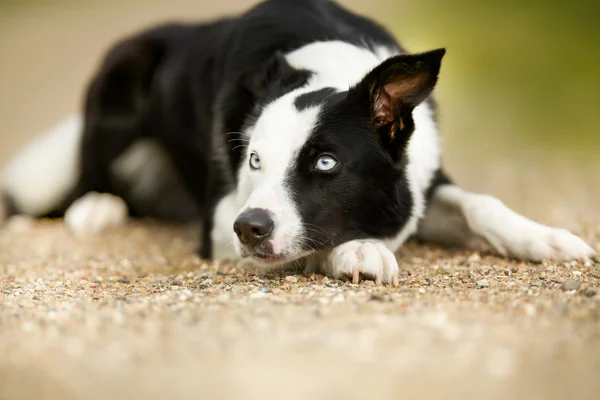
[315,154,338,171]
[249,153,261,170]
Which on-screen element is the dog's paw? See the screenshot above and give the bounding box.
[64,192,128,233]
[327,240,399,285]
[490,226,594,263]
[544,228,596,261]
[461,194,595,262]
[465,196,595,262]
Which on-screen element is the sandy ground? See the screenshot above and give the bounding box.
[1,179,600,400]
[2,1,600,399]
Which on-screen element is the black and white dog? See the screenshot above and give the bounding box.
[2,0,594,284]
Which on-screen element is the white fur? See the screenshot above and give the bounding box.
[421,185,595,261]
[2,114,82,216]
[322,240,399,285]
[286,40,387,88]
[64,192,128,233]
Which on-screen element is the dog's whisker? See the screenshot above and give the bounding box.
[226,131,251,138]
[232,144,249,152]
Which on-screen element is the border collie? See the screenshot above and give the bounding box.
[2,0,594,285]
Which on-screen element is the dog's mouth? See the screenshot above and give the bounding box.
[250,254,290,264]
[242,248,315,267]
[236,234,325,267]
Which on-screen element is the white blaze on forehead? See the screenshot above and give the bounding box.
[245,90,321,208]
[285,40,389,90]
[239,91,321,254]
[249,92,321,161]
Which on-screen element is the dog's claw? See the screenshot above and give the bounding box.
[328,240,399,286]
[352,267,360,284]
[375,274,382,286]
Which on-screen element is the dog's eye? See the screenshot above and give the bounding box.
[315,154,338,171]
[249,152,261,170]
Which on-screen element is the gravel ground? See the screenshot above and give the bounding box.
[1,199,599,400]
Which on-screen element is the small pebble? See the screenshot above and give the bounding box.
[468,253,481,263]
[370,294,384,302]
[584,289,597,298]
[284,276,298,283]
[561,280,581,291]
[476,279,489,289]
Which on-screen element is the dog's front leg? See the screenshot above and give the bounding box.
[206,191,243,261]
[419,178,595,262]
[316,240,400,286]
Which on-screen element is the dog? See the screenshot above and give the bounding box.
[2,0,595,285]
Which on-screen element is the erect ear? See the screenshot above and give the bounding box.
[85,33,167,126]
[240,51,311,102]
[351,48,445,162]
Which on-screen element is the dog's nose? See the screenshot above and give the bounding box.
[233,208,274,246]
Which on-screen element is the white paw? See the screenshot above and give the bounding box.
[327,241,399,285]
[465,195,595,262]
[489,226,594,262]
[64,192,128,233]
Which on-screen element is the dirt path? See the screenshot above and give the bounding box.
[1,215,599,400]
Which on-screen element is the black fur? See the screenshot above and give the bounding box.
[425,169,452,203]
[294,87,337,111]
[31,0,444,259]
[283,50,444,253]
[287,93,414,251]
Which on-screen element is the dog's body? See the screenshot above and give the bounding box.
[2,0,594,284]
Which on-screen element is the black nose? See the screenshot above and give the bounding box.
[233,208,274,246]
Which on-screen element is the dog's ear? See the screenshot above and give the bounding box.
[85,34,168,126]
[240,51,311,102]
[350,48,445,162]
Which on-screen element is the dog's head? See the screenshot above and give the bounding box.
[232,49,445,265]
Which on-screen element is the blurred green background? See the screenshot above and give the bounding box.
[378,0,600,168]
[0,0,598,178]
